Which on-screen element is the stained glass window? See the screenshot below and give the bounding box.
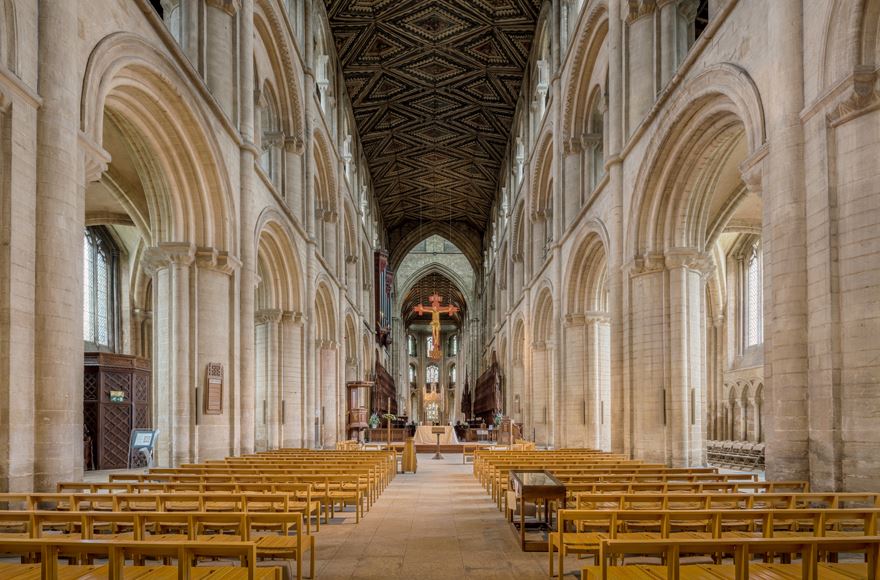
[450,365,457,384]
[83,228,116,349]
[426,336,434,355]
[426,364,439,384]
[745,241,763,347]
[407,335,416,357]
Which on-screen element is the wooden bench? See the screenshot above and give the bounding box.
[550,508,880,580]
[0,537,277,579]
[581,536,880,579]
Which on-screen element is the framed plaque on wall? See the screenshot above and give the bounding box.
[204,362,224,415]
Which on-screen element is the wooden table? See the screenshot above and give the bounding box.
[509,470,566,552]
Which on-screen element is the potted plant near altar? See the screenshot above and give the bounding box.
[369,412,380,429]
[493,412,503,428]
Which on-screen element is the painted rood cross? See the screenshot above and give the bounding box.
[413,293,459,359]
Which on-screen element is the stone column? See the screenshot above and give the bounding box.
[144,243,196,467]
[238,0,257,456]
[625,0,657,136]
[262,309,282,450]
[281,311,304,448]
[562,315,586,448]
[33,0,84,490]
[763,0,810,484]
[607,0,627,456]
[626,256,667,463]
[657,0,679,88]
[319,341,338,448]
[205,0,239,118]
[666,250,709,467]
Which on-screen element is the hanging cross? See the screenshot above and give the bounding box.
[413,293,459,360]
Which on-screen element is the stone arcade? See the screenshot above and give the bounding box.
[0,0,879,576]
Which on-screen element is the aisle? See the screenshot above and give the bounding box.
[314,453,551,579]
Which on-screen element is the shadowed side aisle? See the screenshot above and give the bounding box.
[313,453,550,579]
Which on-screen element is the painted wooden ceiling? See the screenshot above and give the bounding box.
[325,0,542,265]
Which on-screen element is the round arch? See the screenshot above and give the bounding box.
[81,32,234,251]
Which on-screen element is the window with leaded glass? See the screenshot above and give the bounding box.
[83,227,117,350]
[426,364,439,384]
[744,241,763,348]
[426,335,434,356]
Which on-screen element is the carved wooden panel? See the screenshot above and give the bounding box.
[83,352,151,470]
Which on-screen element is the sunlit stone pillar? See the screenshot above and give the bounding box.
[33,0,84,490]
[144,243,196,467]
[281,311,304,448]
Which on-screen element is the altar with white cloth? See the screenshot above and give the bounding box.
[413,425,459,445]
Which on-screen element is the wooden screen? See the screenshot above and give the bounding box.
[84,352,151,470]
[473,351,502,421]
[372,356,397,416]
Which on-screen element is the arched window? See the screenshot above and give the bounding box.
[447,334,459,356]
[408,364,416,385]
[587,90,606,191]
[407,334,417,357]
[426,364,439,384]
[449,364,457,385]
[426,335,434,356]
[259,84,282,186]
[744,240,763,348]
[83,227,118,350]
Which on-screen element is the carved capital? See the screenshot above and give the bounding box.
[195,247,241,275]
[628,253,666,275]
[205,0,241,15]
[626,0,657,23]
[563,137,583,155]
[255,308,283,325]
[283,310,305,325]
[826,67,880,127]
[665,248,714,277]
[564,313,586,327]
[79,133,111,185]
[142,242,196,276]
[738,144,768,196]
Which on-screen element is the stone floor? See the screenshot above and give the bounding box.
[313,453,563,579]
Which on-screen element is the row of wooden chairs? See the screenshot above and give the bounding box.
[551,507,880,579]
[0,510,314,579]
[582,536,880,580]
[0,537,278,579]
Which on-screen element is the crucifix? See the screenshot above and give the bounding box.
[413,292,459,360]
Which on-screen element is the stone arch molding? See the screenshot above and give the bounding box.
[254,208,305,313]
[820,0,880,89]
[628,63,767,258]
[398,262,473,310]
[81,32,235,252]
[564,219,611,315]
[254,0,306,145]
[562,1,609,142]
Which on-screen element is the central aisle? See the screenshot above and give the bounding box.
[314,453,550,579]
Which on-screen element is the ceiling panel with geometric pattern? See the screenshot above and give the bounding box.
[325,0,541,260]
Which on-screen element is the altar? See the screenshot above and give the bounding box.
[413,425,459,445]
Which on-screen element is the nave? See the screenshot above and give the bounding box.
[314,454,548,580]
